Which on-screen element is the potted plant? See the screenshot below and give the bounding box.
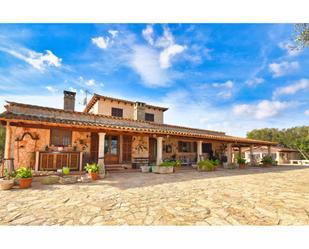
[261,155,273,167]
[197,159,218,172]
[140,164,151,173]
[0,169,16,190]
[155,161,174,174]
[237,156,247,169]
[173,160,181,172]
[62,166,70,175]
[16,167,33,189]
[85,163,100,180]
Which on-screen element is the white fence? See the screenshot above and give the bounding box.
[290,160,309,166]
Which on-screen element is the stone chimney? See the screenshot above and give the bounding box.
[134,102,146,121]
[63,90,76,111]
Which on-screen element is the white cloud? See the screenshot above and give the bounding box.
[159,44,186,69]
[142,25,154,46]
[212,80,233,89]
[92,30,119,50]
[91,36,110,50]
[269,61,299,78]
[69,87,77,93]
[0,46,62,71]
[233,100,291,119]
[212,80,233,99]
[45,86,58,93]
[278,41,301,57]
[246,77,264,86]
[108,30,119,38]
[142,25,186,69]
[79,76,104,88]
[305,110,309,116]
[273,78,309,98]
[130,45,171,87]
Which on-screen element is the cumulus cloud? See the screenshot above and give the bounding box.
[92,30,119,50]
[305,110,309,116]
[45,86,58,93]
[233,100,291,119]
[142,25,186,69]
[278,41,301,57]
[130,45,171,87]
[108,30,119,38]
[273,78,309,98]
[92,36,110,50]
[79,76,104,87]
[142,25,154,46]
[0,46,62,71]
[212,80,234,99]
[269,61,299,78]
[159,44,186,69]
[212,80,233,89]
[245,77,264,86]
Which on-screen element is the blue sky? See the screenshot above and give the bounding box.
[0,24,308,136]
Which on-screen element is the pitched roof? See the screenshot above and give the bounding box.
[83,93,168,113]
[0,101,276,145]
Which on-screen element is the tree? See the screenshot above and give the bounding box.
[294,23,309,49]
[247,126,309,154]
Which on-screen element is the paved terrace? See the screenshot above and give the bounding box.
[1,166,309,225]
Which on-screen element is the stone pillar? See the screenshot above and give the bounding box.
[98,132,106,176]
[250,145,254,166]
[267,145,271,156]
[227,143,233,165]
[197,141,202,162]
[4,122,14,173]
[119,134,123,163]
[156,137,163,165]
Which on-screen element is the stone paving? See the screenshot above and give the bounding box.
[1,166,309,225]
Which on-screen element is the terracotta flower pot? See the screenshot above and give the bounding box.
[262,163,272,168]
[239,164,246,169]
[89,172,99,180]
[19,178,32,189]
[0,180,14,190]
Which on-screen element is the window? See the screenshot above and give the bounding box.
[178,141,196,153]
[145,113,155,122]
[50,129,72,146]
[202,143,212,153]
[111,107,123,117]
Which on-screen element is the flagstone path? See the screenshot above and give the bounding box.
[1,166,308,225]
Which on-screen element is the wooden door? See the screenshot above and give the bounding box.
[122,135,132,163]
[149,138,157,164]
[104,135,119,164]
[55,154,69,169]
[90,133,99,163]
[40,153,54,170]
[69,153,79,170]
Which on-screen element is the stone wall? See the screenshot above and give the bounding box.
[132,136,149,158]
[12,127,50,169]
[10,127,91,169]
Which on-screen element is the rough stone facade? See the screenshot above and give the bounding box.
[132,136,149,158]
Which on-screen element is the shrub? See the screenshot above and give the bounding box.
[159,161,175,167]
[197,159,218,171]
[237,156,246,164]
[85,163,100,173]
[174,160,181,167]
[261,155,273,164]
[16,167,32,178]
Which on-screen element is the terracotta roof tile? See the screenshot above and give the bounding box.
[0,101,277,145]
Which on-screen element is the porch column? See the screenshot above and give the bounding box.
[250,145,254,166]
[227,143,233,165]
[98,132,106,176]
[197,141,202,162]
[267,145,271,156]
[4,122,14,173]
[156,137,163,165]
[119,134,123,163]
